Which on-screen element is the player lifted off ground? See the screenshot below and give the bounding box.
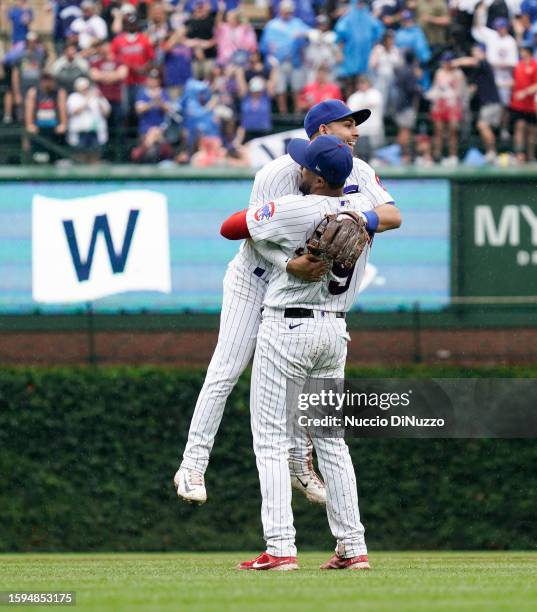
[221,135,386,570]
[174,100,401,505]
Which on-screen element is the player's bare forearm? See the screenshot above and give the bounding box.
[375,204,402,232]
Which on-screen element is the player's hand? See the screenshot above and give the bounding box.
[287,253,330,282]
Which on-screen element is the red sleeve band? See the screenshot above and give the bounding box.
[220,209,250,240]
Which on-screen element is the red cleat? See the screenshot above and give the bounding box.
[237,552,299,571]
[320,553,370,570]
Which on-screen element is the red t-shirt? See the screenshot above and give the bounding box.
[510,59,537,113]
[90,57,125,102]
[111,33,154,86]
[300,82,343,110]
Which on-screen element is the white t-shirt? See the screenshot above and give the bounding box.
[471,25,518,90]
[246,192,374,311]
[67,92,110,145]
[70,15,108,50]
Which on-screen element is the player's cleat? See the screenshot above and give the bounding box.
[290,469,327,504]
[173,467,207,505]
[237,552,299,571]
[320,553,370,570]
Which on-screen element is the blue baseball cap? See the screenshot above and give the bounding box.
[304,100,371,138]
[493,17,509,30]
[287,135,353,186]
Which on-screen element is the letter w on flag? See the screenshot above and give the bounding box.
[63,210,139,282]
[32,191,171,303]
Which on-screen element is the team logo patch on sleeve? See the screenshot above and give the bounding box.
[254,201,275,221]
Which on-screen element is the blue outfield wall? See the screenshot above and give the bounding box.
[0,178,449,314]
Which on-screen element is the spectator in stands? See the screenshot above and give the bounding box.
[414,133,434,166]
[510,43,537,162]
[472,5,518,115]
[206,63,239,147]
[298,66,343,110]
[452,43,502,162]
[11,32,48,121]
[334,0,384,97]
[303,14,342,82]
[347,75,384,160]
[6,0,34,44]
[52,0,83,55]
[428,50,466,165]
[70,0,108,51]
[146,1,171,47]
[108,1,138,36]
[368,29,401,117]
[111,14,155,113]
[215,9,258,66]
[132,69,175,162]
[182,78,221,153]
[135,69,172,135]
[395,10,431,73]
[50,43,90,93]
[393,49,422,163]
[270,0,317,26]
[521,0,537,26]
[24,72,68,160]
[186,0,218,81]
[259,0,310,113]
[242,50,278,94]
[89,41,128,129]
[372,0,405,28]
[414,0,450,54]
[235,75,273,144]
[160,27,193,100]
[66,76,110,162]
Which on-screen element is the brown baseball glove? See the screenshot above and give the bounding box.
[306,211,370,272]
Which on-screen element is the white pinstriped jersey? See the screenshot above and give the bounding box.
[246,192,374,312]
[227,154,394,290]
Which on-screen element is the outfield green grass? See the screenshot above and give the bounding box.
[1,552,536,611]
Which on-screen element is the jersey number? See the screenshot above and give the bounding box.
[328,263,355,295]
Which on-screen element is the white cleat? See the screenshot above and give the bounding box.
[290,469,327,505]
[173,467,207,505]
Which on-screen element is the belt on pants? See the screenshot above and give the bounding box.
[283,307,346,319]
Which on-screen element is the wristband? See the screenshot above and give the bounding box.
[363,210,379,232]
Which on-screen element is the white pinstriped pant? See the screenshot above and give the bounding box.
[181,267,312,473]
[251,308,367,558]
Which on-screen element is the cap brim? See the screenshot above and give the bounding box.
[336,108,371,127]
[288,138,313,171]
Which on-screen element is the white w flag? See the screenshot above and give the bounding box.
[32,190,171,303]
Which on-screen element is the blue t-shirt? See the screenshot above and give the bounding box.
[8,6,33,43]
[164,44,192,87]
[136,88,170,135]
[259,16,310,64]
[240,94,272,132]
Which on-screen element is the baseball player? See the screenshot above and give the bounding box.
[174,100,401,505]
[221,135,378,570]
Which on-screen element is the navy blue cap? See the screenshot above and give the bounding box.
[440,50,456,63]
[287,135,353,186]
[304,100,371,138]
[493,17,509,30]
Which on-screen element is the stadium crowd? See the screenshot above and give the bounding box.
[1,0,537,166]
